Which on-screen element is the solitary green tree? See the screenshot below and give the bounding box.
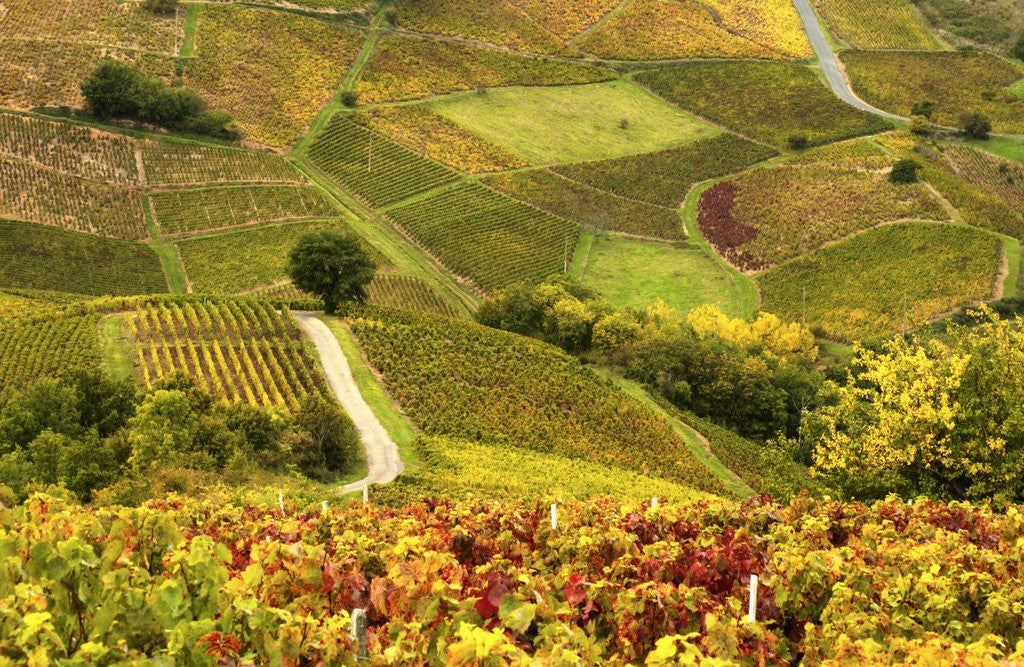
[889,159,921,184]
[287,230,376,314]
[961,112,992,140]
[142,0,179,14]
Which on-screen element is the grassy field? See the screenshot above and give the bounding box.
[971,136,1024,165]
[758,222,1004,341]
[0,219,167,296]
[579,233,750,318]
[635,62,892,147]
[430,81,718,165]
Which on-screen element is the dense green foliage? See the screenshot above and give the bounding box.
[635,63,892,147]
[287,230,376,313]
[6,494,1024,663]
[0,220,167,296]
[347,307,726,494]
[0,372,359,502]
[551,133,777,207]
[81,61,237,138]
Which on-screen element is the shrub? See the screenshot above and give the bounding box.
[961,112,992,140]
[1013,33,1024,61]
[141,0,179,13]
[787,134,809,150]
[911,100,936,118]
[909,114,931,135]
[340,90,358,107]
[890,158,921,183]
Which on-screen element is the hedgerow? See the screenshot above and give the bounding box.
[635,62,892,147]
[551,133,777,207]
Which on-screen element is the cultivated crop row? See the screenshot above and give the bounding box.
[0,314,101,391]
[128,299,328,411]
[349,309,723,492]
[0,112,137,183]
[393,0,565,55]
[553,133,777,207]
[0,219,166,296]
[308,114,460,208]
[364,274,461,318]
[150,185,335,235]
[816,0,940,50]
[385,181,579,291]
[0,157,146,238]
[940,144,1024,209]
[140,142,302,186]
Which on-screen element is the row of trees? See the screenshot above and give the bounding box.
[0,369,359,504]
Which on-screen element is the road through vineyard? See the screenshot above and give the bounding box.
[293,312,403,491]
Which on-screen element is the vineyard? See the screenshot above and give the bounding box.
[841,51,1024,133]
[307,114,460,209]
[514,0,620,39]
[0,156,146,239]
[758,223,1003,341]
[578,0,810,61]
[0,219,166,296]
[0,112,137,183]
[699,162,949,269]
[816,0,941,49]
[140,142,302,186]
[176,220,338,294]
[354,35,612,104]
[8,494,1024,662]
[348,309,725,493]
[127,299,329,411]
[390,435,709,502]
[0,313,101,392]
[635,62,892,147]
[182,4,364,147]
[384,181,579,291]
[552,133,777,207]
[484,169,684,239]
[355,106,526,174]
[363,274,461,318]
[392,0,567,55]
[149,185,335,235]
[939,144,1024,210]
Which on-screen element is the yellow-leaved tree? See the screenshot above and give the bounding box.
[805,309,1024,501]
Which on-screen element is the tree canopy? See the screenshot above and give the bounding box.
[287,230,376,314]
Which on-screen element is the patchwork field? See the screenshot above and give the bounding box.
[515,0,621,39]
[150,185,335,236]
[307,114,460,209]
[385,181,578,291]
[0,113,138,183]
[552,133,777,207]
[816,0,941,50]
[842,51,1024,133]
[429,81,719,165]
[183,5,364,147]
[349,309,725,493]
[176,220,338,294]
[635,62,892,147]
[758,223,1003,341]
[484,169,684,239]
[581,234,747,317]
[0,219,167,296]
[577,0,810,60]
[127,299,329,410]
[699,161,949,270]
[139,142,302,186]
[355,106,526,174]
[392,0,566,55]
[354,35,612,104]
[939,144,1024,210]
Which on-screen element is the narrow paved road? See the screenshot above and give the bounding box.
[293,312,403,492]
[791,0,906,122]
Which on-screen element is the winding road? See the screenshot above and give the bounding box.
[791,0,907,122]
[293,312,404,492]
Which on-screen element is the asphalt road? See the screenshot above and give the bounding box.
[791,0,907,122]
[293,312,404,492]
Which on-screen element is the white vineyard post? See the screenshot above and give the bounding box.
[651,497,658,510]
[362,486,369,504]
[322,500,329,512]
[350,607,368,659]
[278,491,284,513]
[550,503,558,530]
[747,575,759,623]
